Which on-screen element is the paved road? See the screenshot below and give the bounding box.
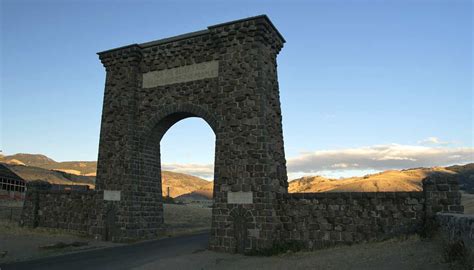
[1,232,209,270]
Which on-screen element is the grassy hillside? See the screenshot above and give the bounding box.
[0,154,97,176]
[5,164,95,188]
[446,163,474,191]
[162,171,212,198]
[3,153,471,196]
[289,165,472,193]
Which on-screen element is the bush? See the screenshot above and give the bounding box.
[443,240,472,269]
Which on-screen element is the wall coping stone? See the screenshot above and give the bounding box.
[285,191,424,200]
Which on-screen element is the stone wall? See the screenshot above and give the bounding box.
[279,192,424,249]
[277,173,464,250]
[20,181,104,237]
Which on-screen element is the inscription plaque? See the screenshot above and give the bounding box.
[142,61,219,88]
[227,191,253,204]
[104,190,121,201]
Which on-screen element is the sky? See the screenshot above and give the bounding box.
[1,0,473,180]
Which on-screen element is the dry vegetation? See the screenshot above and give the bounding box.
[6,164,94,188]
[289,167,456,193]
[163,203,212,235]
[161,172,213,198]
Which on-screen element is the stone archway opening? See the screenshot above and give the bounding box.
[139,106,220,240]
[159,117,215,236]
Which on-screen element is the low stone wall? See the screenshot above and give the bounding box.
[20,181,104,236]
[19,174,464,251]
[280,192,424,249]
[436,213,474,265]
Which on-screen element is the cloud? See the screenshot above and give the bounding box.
[161,143,473,180]
[418,137,451,146]
[287,144,474,174]
[162,163,214,180]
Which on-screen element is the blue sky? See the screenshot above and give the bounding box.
[1,0,472,179]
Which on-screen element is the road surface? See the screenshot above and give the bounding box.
[1,232,209,270]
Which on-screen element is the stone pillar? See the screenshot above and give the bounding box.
[19,180,52,228]
[206,16,287,252]
[423,173,464,217]
[96,45,148,241]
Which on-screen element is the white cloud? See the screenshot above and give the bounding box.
[161,163,214,180]
[287,144,474,174]
[331,163,359,168]
[288,169,380,181]
[418,137,451,145]
[161,143,474,181]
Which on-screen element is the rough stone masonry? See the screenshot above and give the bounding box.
[20,15,464,254]
[96,15,287,252]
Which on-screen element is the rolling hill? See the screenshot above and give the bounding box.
[0,153,213,198]
[2,153,472,197]
[5,164,95,188]
[0,153,97,176]
[288,165,473,193]
[161,171,213,198]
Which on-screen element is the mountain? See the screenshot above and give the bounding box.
[0,153,213,198]
[3,153,471,196]
[162,171,213,198]
[0,153,97,176]
[289,165,473,193]
[446,163,474,191]
[5,164,95,188]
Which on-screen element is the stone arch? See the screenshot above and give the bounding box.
[96,15,287,252]
[140,103,221,146]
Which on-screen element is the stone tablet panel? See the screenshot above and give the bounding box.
[227,191,253,204]
[104,190,121,201]
[142,61,219,88]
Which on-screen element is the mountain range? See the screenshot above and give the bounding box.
[288,165,474,193]
[0,153,213,198]
[1,153,472,197]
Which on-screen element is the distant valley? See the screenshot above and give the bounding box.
[1,153,472,197]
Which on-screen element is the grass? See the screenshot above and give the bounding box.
[0,220,90,238]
